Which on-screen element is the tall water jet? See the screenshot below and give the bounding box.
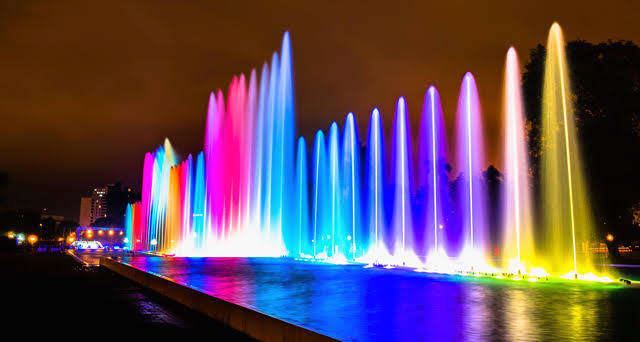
[251,64,269,237]
[244,70,258,236]
[130,32,294,257]
[312,130,329,258]
[149,139,177,252]
[366,108,386,259]
[391,97,414,263]
[455,73,488,260]
[124,203,133,249]
[262,52,278,241]
[540,23,600,276]
[342,113,362,259]
[271,31,295,250]
[418,86,450,257]
[328,122,344,258]
[204,90,223,243]
[191,151,206,250]
[501,47,534,271]
[295,137,310,256]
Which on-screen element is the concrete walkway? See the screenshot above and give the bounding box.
[2,250,256,335]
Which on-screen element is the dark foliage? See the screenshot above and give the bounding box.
[523,40,640,240]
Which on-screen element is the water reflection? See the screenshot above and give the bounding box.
[122,257,637,341]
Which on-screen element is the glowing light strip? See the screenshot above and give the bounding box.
[349,115,357,259]
[512,55,521,261]
[299,140,303,256]
[555,27,578,273]
[374,110,380,253]
[400,99,407,257]
[430,88,438,251]
[331,124,337,255]
[466,76,474,248]
[313,134,320,257]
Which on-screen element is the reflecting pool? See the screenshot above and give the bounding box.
[121,256,638,341]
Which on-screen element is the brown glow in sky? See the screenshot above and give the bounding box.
[1,0,639,221]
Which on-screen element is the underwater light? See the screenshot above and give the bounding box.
[528,268,550,278]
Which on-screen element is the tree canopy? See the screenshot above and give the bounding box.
[523,40,640,240]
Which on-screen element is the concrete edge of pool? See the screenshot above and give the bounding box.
[99,257,339,341]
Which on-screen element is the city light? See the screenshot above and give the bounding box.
[7,231,15,239]
[108,230,114,236]
[606,234,614,242]
[27,235,37,245]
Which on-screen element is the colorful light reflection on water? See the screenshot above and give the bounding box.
[122,256,635,341]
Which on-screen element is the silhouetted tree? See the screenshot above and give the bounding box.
[483,165,503,253]
[523,40,640,240]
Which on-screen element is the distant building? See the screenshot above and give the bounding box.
[78,183,139,228]
[79,197,92,227]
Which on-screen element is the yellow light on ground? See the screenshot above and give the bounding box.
[606,234,614,242]
[27,235,37,244]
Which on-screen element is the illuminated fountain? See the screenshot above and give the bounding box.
[327,122,343,260]
[363,108,388,264]
[390,97,419,266]
[454,73,491,272]
[539,23,609,281]
[126,25,614,283]
[311,130,328,258]
[295,137,310,257]
[418,86,452,270]
[501,47,534,275]
[342,113,363,259]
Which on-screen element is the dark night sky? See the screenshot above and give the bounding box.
[1,0,639,221]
